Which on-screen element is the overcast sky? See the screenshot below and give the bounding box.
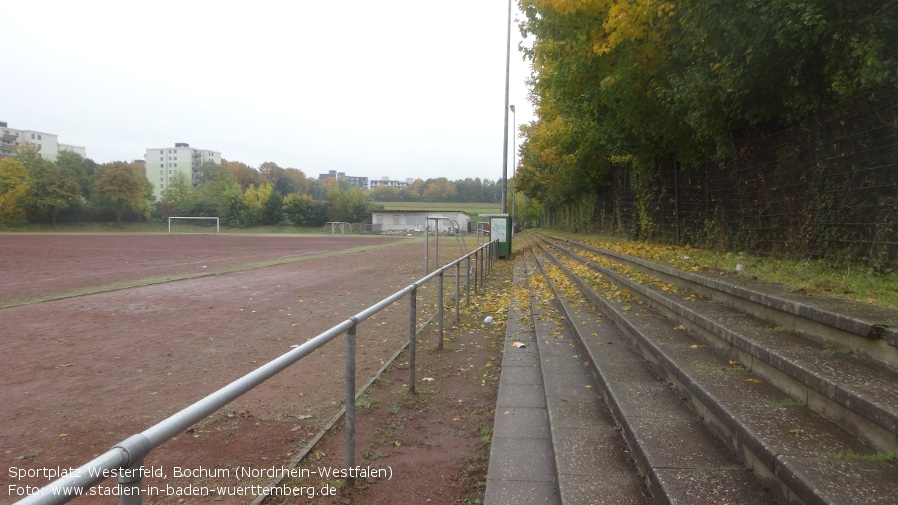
[1,0,534,183]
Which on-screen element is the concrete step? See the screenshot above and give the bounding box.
[530,246,778,505]
[550,235,898,368]
[526,256,650,505]
[485,259,560,505]
[547,237,898,456]
[534,235,898,505]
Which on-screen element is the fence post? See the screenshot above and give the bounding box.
[113,434,151,505]
[438,270,444,350]
[409,288,417,394]
[455,262,460,325]
[466,256,471,306]
[473,250,479,294]
[345,321,358,487]
[480,247,485,287]
[117,460,143,505]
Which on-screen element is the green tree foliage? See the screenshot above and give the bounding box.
[26,161,82,224]
[306,179,327,201]
[197,165,245,225]
[326,186,377,223]
[0,158,32,224]
[517,0,898,204]
[282,168,308,195]
[159,171,198,216]
[261,189,284,225]
[93,162,153,224]
[284,193,315,225]
[13,144,83,224]
[55,151,95,199]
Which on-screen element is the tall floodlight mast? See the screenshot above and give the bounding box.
[501,0,512,214]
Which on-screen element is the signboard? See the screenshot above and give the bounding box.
[490,218,508,243]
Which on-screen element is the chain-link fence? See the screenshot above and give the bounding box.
[554,85,898,270]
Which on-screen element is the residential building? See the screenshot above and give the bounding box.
[59,143,87,157]
[318,169,368,189]
[0,121,86,160]
[145,142,221,201]
[369,176,416,189]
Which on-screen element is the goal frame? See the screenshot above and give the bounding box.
[168,216,220,235]
[323,221,354,235]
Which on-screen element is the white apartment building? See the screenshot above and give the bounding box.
[369,176,416,189]
[145,142,221,201]
[0,121,86,160]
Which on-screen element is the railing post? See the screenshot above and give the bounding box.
[345,321,358,487]
[480,247,485,288]
[117,457,144,505]
[114,434,151,505]
[409,287,417,394]
[438,270,444,350]
[454,262,460,325]
[465,255,471,306]
[424,226,429,275]
[473,250,479,294]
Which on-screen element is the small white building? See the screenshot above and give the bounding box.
[371,210,470,234]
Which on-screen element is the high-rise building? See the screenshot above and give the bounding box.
[145,142,221,201]
[318,169,369,189]
[0,121,86,160]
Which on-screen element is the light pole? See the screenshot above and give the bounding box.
[510,104,516,235]
[501,0,512,214]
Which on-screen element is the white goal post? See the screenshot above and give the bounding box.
[168,216,220,235]
[323,222,353,235]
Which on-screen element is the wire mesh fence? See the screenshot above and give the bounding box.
[554,85,898,269]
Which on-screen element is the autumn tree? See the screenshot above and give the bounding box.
[422,178,457,202]
[259,161,300,196]
[283,168,308,195]
[93,162,153,224]
[222,159,264,191]
[369,185,400,202]
[0,158,32,224]
[12,144,82,223]
[517,0,898,207]
[26,161,82,224]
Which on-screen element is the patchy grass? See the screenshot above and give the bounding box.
[549,231,898,310]
[830,450,895,462]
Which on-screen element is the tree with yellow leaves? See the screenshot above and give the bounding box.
[0,158,32,224]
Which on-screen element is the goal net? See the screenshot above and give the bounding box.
[168,216,220,235]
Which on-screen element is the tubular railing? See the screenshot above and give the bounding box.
[13,240,499,505]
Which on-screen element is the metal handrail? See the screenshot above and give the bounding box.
[13,240,499,505]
